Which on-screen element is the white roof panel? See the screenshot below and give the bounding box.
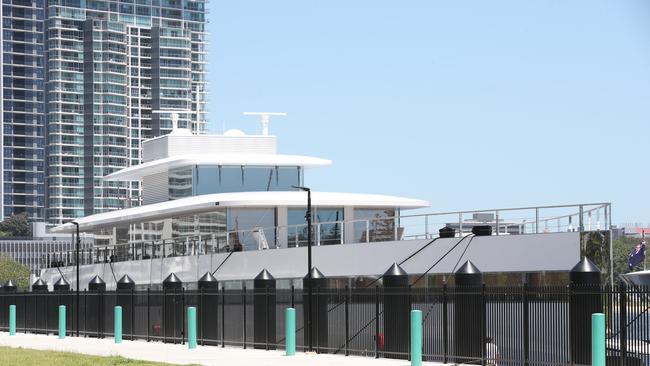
[104,154,332,181]
[50,191,429,233]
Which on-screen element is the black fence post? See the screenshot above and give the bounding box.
[131,288,135,340]
[198,272,218,346]
[200,288,204,346]
[147,288,150,342]
[116,275,135,340]
[481,283,486,366]
[265,286,270,351]
[221,286,225,348]
[443,281,448,364]
[568,283,573,366]
[569,257,602,365]
[375,285,380,359]
[303,267,328,353]
[182,287,185,345]
[453,260,483,364]
[253,269,276,350]
[383,263,409,359]
[162,288,166,344]
[163,273,183,344]
[619,282,627,366]
[33,278,49,336]
[523,281,530,366]
[344,285,349,357]
[83,289,87,337]
[54,277,71,337]
[243,285,247,349]
[45,292,49,335]
[23,292,27,334]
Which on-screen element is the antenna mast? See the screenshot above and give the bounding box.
[243,112,287,136]
[152,109,193,134]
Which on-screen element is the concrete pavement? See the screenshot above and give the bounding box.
[0,332,444,366]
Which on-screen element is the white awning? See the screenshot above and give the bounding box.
[50,191,430,233]
[103,154,332,181]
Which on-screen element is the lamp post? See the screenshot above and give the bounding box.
[292,185,313,352]
[72,221,80,337]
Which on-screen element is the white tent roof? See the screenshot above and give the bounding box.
[50,191,430,233]
[104,154,332,181]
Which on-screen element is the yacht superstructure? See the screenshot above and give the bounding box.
[50,118,428,251]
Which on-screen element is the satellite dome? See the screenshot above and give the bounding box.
[223,129,246,136]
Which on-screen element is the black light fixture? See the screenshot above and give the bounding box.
[292,185,313,352]
[71,221,80,337]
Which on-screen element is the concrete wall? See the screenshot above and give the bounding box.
[40,232,580,290]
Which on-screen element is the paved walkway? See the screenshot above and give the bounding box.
[0,332,444,366]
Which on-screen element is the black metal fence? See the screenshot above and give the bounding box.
[0,285,648,365]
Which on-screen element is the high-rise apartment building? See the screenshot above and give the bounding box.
[2,0,207,224]
[1,0,47,221]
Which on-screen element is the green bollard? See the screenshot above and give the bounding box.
[9,305,16,336]
[58,305,66,339]
[592,313,605,366]
[411,310,422,366]
[187,307,197,349]
[285,308,296,356]
[114,306,122,344]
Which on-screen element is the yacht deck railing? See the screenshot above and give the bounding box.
[44,202,612,268]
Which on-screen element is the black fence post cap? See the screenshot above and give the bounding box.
[163,272,182,283]
[570,257,601,273]
[255,269,275,280]
[89,275,105,285]
[117,274,135,288]
[54,277,70,291]
[384,263,408,277]
[455,260,481,275]
[198,271,218,283]
[88,275,106,292]
[3,280,17,292]
[32,278,49,292]
[303,267,326,279]
[198,272,218,290]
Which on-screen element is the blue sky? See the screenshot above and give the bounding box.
[206,1,650,224]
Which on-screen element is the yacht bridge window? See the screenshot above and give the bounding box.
[192,165,302,195]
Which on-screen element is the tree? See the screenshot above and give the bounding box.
[0,213,31,237]
[0,253,31,291]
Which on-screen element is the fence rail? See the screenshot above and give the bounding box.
[0,283,647,365]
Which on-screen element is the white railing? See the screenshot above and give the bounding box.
[49,202,612,266]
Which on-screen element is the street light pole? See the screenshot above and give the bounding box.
[293,185,313,352]
[72,221,80,337]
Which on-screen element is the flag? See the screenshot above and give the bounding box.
[628,242,646,270]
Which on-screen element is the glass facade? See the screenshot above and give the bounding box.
[0,0,208,224]
[353,208,397,243]
[164,165,303,200]
[288,207,344,246]
[227,208,276,251]
[91,206,400,250]
[194,165,302,195]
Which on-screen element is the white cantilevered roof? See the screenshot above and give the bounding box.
[50,191,430,233]
[103,154,332,181]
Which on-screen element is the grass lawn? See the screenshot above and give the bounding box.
[0,346,198,366]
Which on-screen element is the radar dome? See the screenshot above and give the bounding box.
[223,129,246,136]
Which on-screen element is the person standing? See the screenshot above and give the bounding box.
[628,240,647,271]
